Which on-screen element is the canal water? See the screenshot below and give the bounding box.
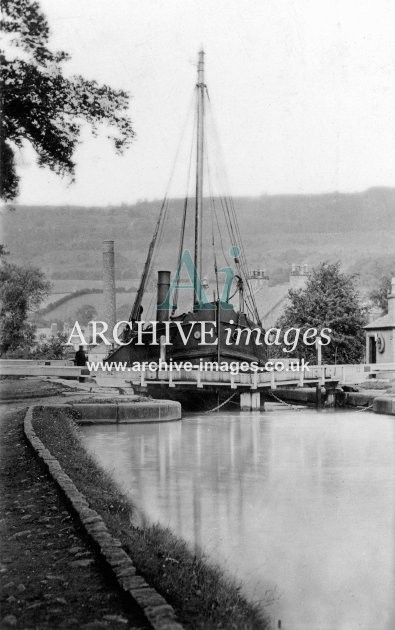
[81,408,395,630]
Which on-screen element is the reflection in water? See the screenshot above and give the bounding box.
[81,409,395,629]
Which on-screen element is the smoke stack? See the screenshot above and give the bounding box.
[102,240,116,342]
[156,270,171,322]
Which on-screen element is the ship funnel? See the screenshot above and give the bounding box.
[156,270,171,322]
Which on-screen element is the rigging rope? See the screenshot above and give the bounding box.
[134,78,262,327]
[205,134,220,302]
[172,102,197,315]
[204,89,261,324]
[139,88,196,321]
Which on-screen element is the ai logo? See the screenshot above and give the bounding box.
[157,247,241,310]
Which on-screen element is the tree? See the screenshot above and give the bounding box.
[0,245,9,259]
[369,275,392,314]
[0,257,51,354]
[30,331,68,359]
[0,0,134,201]
[74,304,97,326]
[117,302,133,321]
[275,262,367,364]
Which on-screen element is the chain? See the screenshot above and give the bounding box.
[204,392,237,414]
[354,404,374,413]
[267,391,302,411]
[203,390,374,415]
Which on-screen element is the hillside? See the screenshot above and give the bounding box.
[2,188,395,296]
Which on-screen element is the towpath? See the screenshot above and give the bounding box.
[0,378,149,630]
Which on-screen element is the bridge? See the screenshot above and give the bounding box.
[1,359,394,410]
[89,360,394,387]
[93,361,395,409]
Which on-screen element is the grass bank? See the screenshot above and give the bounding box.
[0,376,71,401]
[33,407,271,630]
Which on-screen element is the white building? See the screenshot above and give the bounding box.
[364,277,395,363]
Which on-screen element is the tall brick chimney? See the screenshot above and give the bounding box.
[248,269,269,293]
[102,240,116,342]
[289,263,309,289]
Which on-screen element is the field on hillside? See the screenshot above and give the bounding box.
[2,189,395,301]
[40,291,135,323]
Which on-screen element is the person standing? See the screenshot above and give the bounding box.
[74,345,87,366]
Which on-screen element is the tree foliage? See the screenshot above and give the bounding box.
[369,275,392,314]
[0,256,51,354]
[0,0,135,201]
[275,262,367,364]
[29,331,68,359]
[74,304,97,326]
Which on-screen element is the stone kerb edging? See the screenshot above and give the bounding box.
[24,406,184,630]
[41,401,182,424]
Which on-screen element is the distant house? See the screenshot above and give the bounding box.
[35,327,53,342]
[364,277,395,363]
[252,264,309,329]
[35,322,60,341]
[87,341,112,363]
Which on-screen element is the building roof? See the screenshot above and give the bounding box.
[364,313,395,329]
[88,341,112,356]
[254,284,290,328]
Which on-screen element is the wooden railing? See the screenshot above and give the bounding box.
[96,362,395,390]
[1,359,393,390]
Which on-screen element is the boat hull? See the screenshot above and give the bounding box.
[108,305,267,365]
[105,305,268,412]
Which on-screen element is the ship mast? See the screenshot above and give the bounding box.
[194,49,205,306]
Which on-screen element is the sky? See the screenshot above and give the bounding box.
[11,0,395,205]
